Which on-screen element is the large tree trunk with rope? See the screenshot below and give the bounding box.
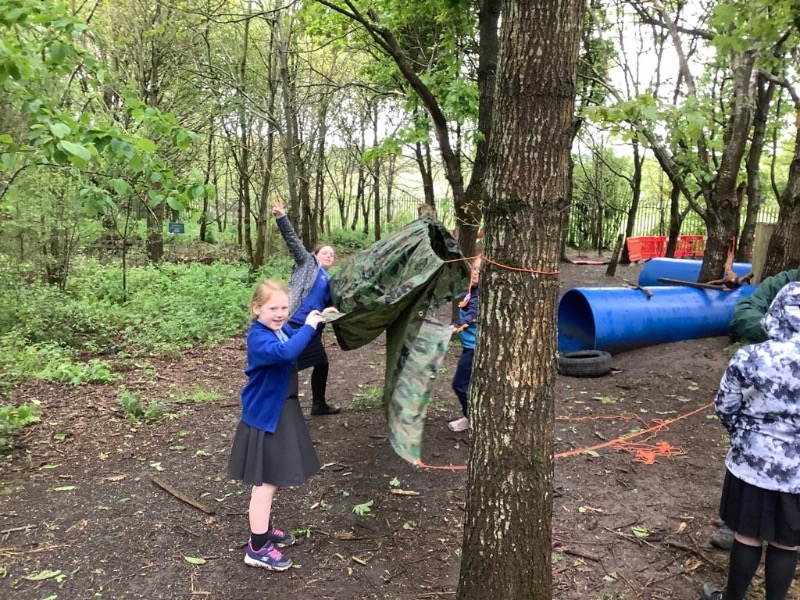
[456,0,584,598]
[762,113,800,277]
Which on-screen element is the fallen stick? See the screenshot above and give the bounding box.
[1,525,35,535]
[664,540,726,573]
[560,547,602,562]
[151,476,215,515]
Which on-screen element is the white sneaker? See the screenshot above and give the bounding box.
[448,416,469,432]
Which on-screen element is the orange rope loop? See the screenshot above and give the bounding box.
[415,402,713,470]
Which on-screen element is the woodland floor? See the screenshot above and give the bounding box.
[1,256,794,600]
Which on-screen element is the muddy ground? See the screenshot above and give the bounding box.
[1,259,789,600]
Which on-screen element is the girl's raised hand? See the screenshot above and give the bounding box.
[321,307,339,315]
[271,201,286,218]
[305,310,325,329]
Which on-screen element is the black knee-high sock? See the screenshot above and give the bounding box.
[311,363,329,408]
[765,544,798,600]
[725,540,763,600]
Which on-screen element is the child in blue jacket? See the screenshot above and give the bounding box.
[227,280,325,571]
[448,258,480,432]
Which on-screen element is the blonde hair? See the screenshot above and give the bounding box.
[417,203,437,218]
[252,279,289,310]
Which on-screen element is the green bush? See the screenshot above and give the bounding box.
[118,386,166,422]
[329,228,372,253]
[0,334,116,391]
[0,253,300,392]
[0,401,41,453]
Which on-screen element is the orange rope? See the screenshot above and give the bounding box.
[441,253,559,276]
[415,402,713,470]
[553,402,712,459]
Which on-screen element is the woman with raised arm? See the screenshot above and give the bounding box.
[272,201,340,416]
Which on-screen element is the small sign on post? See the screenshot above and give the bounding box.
[168,222,185,234]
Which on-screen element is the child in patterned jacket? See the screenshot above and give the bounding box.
[702,281,800,600]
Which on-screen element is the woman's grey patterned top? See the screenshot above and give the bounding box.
[716,281,800,494]
[275,215,322,320]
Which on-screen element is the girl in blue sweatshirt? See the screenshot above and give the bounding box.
[228,280,325,571]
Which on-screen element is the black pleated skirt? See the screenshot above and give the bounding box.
[295,331,328,371]
[227,395,321,487]
[720,470,800,546]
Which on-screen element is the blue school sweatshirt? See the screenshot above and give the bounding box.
[240,320,317,433]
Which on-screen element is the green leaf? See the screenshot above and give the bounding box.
[109,178,132,196]
[6,59,22,81]
[24,570,62,582]
[49,122,71,139]
[57,140,91,164]
[389,477,400,487]
[352,500,373,516]
[6,8,27,24]
[0,134,14,144]
[190,184,205,199]
[147,189,163,208]
[49,42,68,65]
[175,130,192,150]
[631,525,649,538]
[135,137,157,153]
[184,556,206,565]
[128,155,145,173]
[167,196,184,212]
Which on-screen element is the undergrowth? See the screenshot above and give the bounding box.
[0,255,292,392]
[0,401,40,453]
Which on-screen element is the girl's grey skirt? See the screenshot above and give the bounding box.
[228,395,320,487]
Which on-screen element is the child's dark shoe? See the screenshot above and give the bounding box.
[244,541,292,571]
[701,583,725,600]
[268,526,296,547]
[311,403,340,416]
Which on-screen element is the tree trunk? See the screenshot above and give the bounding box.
[620,137,643,263]
[252,21,279,268]
[146,201,165,263]
[665,183,682,257]
[697,52,755,282]
[457,0,584,598]
[372,101,381,241]
[385,153,396,222]
[414,139,436,208]
[738,73,776,262]
[237,15,253,262]
[458,0,500,258]
[144,30,163,263]
[315,102,329,236]
[762,108,800,277]
[277,14,301,223]
[254,111,277,269]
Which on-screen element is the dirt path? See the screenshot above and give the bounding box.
[1,261,789,599]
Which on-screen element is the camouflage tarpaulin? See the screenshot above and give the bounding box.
[329,217,470,464]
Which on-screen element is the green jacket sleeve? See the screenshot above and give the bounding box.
[731,269,800,343]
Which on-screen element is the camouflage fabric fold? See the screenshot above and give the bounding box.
[330,217,470,464]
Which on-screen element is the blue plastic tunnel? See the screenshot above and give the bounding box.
[638,258,752,287]
[558,285,756,355]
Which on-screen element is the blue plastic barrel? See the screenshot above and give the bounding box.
[638,258,752,287]
[558,285,756,355]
